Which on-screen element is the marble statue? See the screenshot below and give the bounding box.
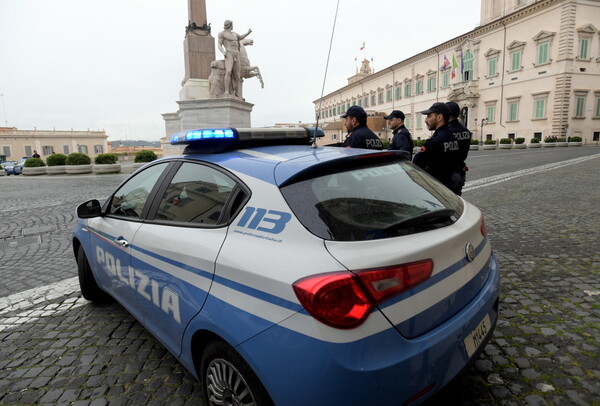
[210,20,263,99]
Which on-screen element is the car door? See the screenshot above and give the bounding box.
[86,162,172,321]
[131,161,241,356]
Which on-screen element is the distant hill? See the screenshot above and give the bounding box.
[111,140,161,148]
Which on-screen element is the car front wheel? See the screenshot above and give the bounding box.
[77,244,112,303]
[201,340,273,406]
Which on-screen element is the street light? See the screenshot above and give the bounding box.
[478,118,487,145]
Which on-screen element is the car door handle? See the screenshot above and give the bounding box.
[114,236,129,248]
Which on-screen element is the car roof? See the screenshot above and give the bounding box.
[162,146,399,186]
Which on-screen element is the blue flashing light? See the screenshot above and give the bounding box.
[171,128,237,144]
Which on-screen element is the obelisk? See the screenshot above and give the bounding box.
[180,0,215,100]
[162,0,254,155]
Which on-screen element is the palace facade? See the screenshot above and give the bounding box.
[314,0,600,144]
[0,127,108,161]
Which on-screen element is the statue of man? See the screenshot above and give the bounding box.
[217,20,252,97]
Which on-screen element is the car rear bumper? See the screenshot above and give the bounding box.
[238,253,500,406]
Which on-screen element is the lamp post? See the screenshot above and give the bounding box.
[478,118,487,145]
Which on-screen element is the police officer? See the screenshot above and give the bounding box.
[446,101,472,196]
[340,106,383,149]
[413,102,461,190]
[384,110,413,159]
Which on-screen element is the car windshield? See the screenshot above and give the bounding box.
[281,159,463,241]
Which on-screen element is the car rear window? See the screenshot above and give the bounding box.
[280,159,464,241]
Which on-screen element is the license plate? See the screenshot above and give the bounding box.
[463,314,491,358]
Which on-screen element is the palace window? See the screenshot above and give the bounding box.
[415,80,423,95]
[485,104,496,123]
[427,76,436,92]
[463,50,474,81]
[574,91,588,118]
[532,31,555,66]
[488,58,497,77]
[532,95,547,120]
[507,99,520,122]
[537,42,550,65]
[576,24,596,61]
[404,81,411,98]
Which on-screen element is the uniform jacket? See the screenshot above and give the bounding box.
[447,119,472,168]
[388,125,414,158]
[412,124,462,189]
[341,125,383,149]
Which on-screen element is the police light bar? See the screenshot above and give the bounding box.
[171,127,324,154]
[170,128,236,144]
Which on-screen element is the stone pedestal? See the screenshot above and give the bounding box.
[162,97,254,156]
[179,78,211,101]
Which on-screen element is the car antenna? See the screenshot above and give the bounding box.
[311,0,340,149]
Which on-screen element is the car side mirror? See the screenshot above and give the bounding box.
[77,199,103,218]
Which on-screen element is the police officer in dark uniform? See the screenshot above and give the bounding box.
[446,101,472,196]
[413,102,461,190]
[340,106,383,149]
[384,110,413,159]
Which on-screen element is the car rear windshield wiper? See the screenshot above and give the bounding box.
[383,208,456,232]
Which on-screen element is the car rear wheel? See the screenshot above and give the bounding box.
[201,340,273,406]
[77,244,112,303]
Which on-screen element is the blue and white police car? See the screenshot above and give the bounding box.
[72,127,499,406]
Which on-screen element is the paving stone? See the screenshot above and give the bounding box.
[1,151,599,405]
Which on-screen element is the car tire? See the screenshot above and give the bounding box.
[201,340,274,406]
[77,245,112,303]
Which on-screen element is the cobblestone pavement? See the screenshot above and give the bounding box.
[1,153,599,405]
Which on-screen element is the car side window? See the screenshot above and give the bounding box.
[108,163,169,219]
[155,162,236,225]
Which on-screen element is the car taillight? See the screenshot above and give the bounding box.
[293,260,433,329]
[481,215,487,237]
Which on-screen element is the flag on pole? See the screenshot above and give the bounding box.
[452,54,458,79]
[441,55,451,70]
[360,42,365,51]
[460,50,464,75]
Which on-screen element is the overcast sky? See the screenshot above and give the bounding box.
[0,0,481,141]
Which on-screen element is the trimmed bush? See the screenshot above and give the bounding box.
[499,138,512,144]
[414,139,427,147]
[530,138,540,143]
[381,140,390,149]
[46,153,67,166]
[515,138,525,144]
[569,136,582,142]
[484,140,497,145]
[134,150,157,163]
[23,158,46,167]
[66,153,91,165]
[94,153,118,165]
[557,137,566,142]
[470,139,479,145]
[544,136,556,143]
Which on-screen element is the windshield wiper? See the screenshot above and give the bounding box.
[383,208,456,232]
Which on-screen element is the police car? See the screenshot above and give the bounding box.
[72,127,499,406]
